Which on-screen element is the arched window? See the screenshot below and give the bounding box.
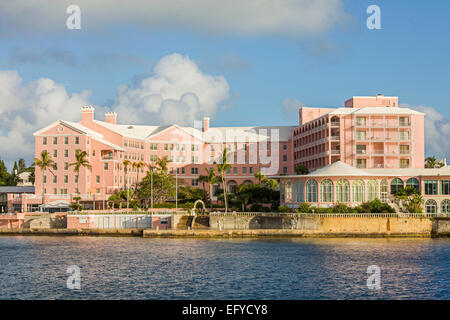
[294,180,304,203]
[406,178,420,193]
[441,199,450,214]
[390,178,404,195]
[336,179,350,202]
[306,179,318,203]
[352,179,365,203]
[367,180,378,201]
[320,179,334,202]
[280,181,285,203]
[380,179,388,203]
[285,181,293,203]
[425,199,437,213]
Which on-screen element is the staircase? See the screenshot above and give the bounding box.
[192,215,210,229]
[175,215,194,230]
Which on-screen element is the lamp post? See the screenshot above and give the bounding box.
[150,166,154,212]
[176,169,178,211]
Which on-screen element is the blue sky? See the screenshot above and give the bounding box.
[1,0,450,167]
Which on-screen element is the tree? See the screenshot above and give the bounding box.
[395,187,423,213]
[198,167,220,211]
[216,148,232,213]
[34,150,56,207]
[295,164,309,175]
[254,171,266,184]
[156,157,171,173]
[133,161,145,188]
[137,170,175,206]
[237,192,251,211]
[0,160,10,186]
[264,178,279,190]
[69,150,92,194]
[18,159,27,173]
[425,156,444,168]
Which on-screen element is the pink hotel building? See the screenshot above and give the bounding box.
[12,94,450,214]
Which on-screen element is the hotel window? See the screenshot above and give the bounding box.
[191,167,198,175]
[283,155,287,162]
[53,150,57,157]
[425,199,437,213]
[441,180,450,195]
[336,179,350,202]
[283,167,287,174]
[406,178,420,193]
[53,188,57,195]
[64,150,68,157]
[320,179,333,202]
[249,167,253,174]
[53,176,57,183]
[227,168,231,174]
[191,144,199,151]
[64,137,68,144]
[233,167,238,174]
[352,179,365,202]
[441,199,450,213]
[400,145,409,154]
[424,180,438,195]
[92,150,95,157]
[210,145,214,152]
[399,131,409,140]
[192,156,199,164]
[399,117,410,126]
[150,143,157,150]
[53,137,58,144]
[306,179,318,202]
[170,144,174,151]
[355,117,366,126]
[75,175,78,183]
[150,155,157,162]
[43,137,47,145]
[164,144,168,150]
[75,137,79,144]
[96,176,100,184]
[234,155,237,163]
[400,159,410,168]
[356,145,366,154]
[104,163,108,170]
[391,178,404,195]
[367,180,378,201]
[43,176,47,183]
[64,162,68,170]
[283,144,287,150]
[75,188,79,194]
[356,159,366,168]
[64,175,68,183]
[355,131,366,141]
[380,179,388,203]
[242,167,247,174]
[294,180,304,202]
[191,179,198,186]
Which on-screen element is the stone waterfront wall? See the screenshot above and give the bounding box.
[67,214,171,229]
[209,213,434,236]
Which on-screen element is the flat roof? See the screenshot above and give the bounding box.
[0,186,35,193]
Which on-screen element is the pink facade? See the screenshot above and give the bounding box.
[293,95,424,171]
[26,106,294,209]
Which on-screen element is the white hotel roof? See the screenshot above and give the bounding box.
[277,161,450,178]
[328,106,424,116]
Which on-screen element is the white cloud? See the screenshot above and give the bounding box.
[403,103,450,160]
[111,53,230,125]
[0,53,230,168]
[282,97,304,114]
[0,0,348,36]
[0,70,93,168]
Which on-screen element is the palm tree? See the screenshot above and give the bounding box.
[134,161,145,188]
[69,150,92,195]
[34,150,56,208]
[156,157,171,173]
[425,156,444,168]
[198,167,220,211]
[123,159,131,209]
[216,148,232,213]
[254,170,266,184]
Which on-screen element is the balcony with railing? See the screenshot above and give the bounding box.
[330,135,340,141]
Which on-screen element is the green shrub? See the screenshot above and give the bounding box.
[277,205,291,213]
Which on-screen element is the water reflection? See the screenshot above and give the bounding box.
[0,237,449,299]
